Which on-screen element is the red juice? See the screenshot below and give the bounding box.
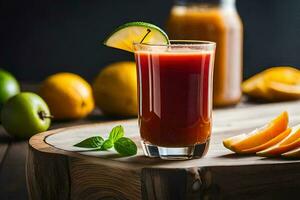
[135,50,214,147]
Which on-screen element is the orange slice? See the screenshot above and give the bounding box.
[242,73,265,98]
[268,82,300,101]
[241,128,291,154]
[227,111,288,153]
[257,124,300,157]
[242,66,300,101]
[263,67,300,85]
[282,146,300,159]
[223,134,247,151]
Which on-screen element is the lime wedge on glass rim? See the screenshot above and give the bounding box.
[103,22,169,52]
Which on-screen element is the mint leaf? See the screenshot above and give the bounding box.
[72,125,135,157]
[114,137,137,156]
[109,125,124,143]
[101,139,114,150]
[74,136,104,148]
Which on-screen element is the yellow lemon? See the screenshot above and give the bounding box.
[93,61,137,117]
[39,73,94,120]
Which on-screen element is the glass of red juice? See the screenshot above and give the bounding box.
[133,40,216,160]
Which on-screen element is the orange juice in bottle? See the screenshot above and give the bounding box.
[166,0,243,107]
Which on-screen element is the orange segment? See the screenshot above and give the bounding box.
[282,147,300,158]
[258,140,300,157]
[257,124,300,157]
[241,128,291,154]
[268,82,300,101]
[242,66,300,101]
[223,134,247,151]
[242,73,265,98]
[230,111,288,153]
[279,125,300,145]
[263,67,300,85]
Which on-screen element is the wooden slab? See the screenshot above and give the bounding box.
[27,101,300,200]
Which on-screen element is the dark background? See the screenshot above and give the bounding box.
[0,0,300,82]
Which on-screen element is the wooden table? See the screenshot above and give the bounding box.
[27,100,300,200]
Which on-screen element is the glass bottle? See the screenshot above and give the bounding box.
[166,0,243,107]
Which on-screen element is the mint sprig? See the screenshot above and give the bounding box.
[73,125,137,157]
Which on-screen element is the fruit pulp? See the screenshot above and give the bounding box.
[135,51,214,147]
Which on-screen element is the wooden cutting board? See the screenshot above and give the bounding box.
[27,101,300,200]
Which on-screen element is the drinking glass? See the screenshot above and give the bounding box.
[133,40,216,160]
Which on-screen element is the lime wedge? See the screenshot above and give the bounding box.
[103,22,169,52]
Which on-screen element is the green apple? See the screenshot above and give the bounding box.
[1,92,51,139]
[0,69,20,109]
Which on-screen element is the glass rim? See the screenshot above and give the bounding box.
[133,40,216,48]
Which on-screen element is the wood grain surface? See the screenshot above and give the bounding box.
[27,100,300,200]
